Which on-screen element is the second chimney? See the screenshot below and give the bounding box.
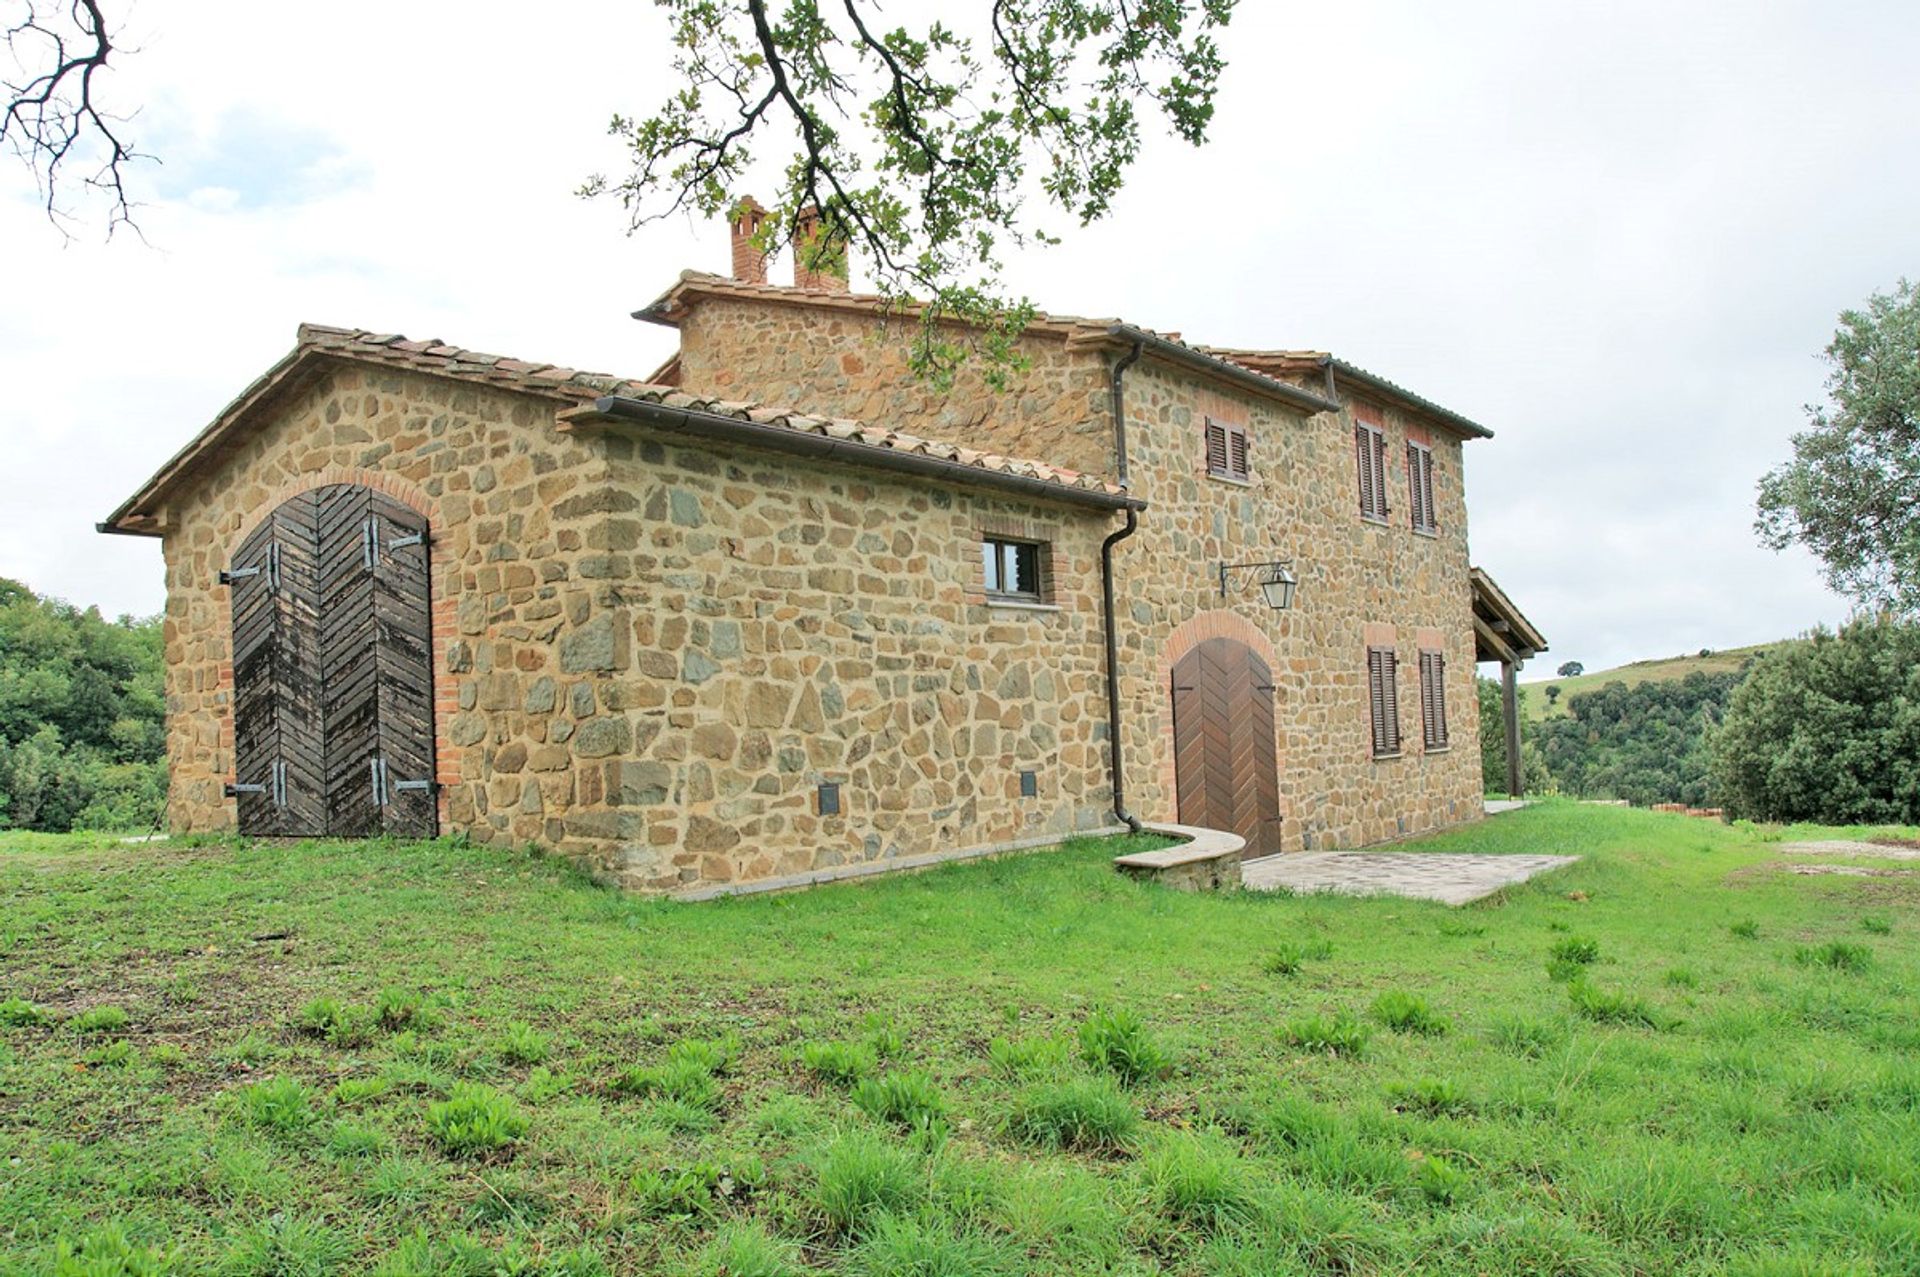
[729,196,770,284]
[793,204,850,293]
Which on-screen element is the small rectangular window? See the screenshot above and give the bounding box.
[1407,442,1437,534]
[982,536,1043,602]
[1367,645,1401,757]
[1355,422,1388,521]
[1205,417,1251,482]
[1419,650,1449,749]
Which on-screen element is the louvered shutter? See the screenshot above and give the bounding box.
[1368,646,1401,756]
[1406,443,1425,530]
[1205,419,1230,477]
[1227,424,1250,481]
[1381,648,1400,753]
[1372,429,1389,518]
[1355,426,1375,516]
[1432,652,1448,746]
[1423,449,1438,531]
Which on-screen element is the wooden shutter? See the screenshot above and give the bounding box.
[1408,444,1437,533]
[1371,429,1389,518]
[1227,424,1250,481]
[1358,424,1389,519]
[1205,419,1230,477]
[1406,443,1425,531]
[1368,646,1401,756]
[1419,650,1448,748]
[1355,426,1376,516]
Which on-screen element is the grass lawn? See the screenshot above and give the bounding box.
[2,804,1917,1275]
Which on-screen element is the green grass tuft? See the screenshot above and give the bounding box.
[1001,1075,1140,1152]
[424,1082,528,1156]
[1259,938,1333,976]
[802,1039,879,1087]
[850,1069,946,1133]
[1796,941,1873,973]
[236,1076,314,1135]
[1370,989,1450,1036]
[1076,1006,1170,1086]
[69,1005,129,1035]
[1283,1010,1370,1056]
[812,1130,924,1235]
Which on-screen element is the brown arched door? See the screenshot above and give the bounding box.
[1171,637,1281,858]
[227,484,436,838]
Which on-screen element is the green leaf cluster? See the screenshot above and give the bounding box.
[0,578,165,832]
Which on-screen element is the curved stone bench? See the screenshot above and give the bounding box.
[1113,822,1247,891]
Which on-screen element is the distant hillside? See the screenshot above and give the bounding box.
[1524,641,1801,721]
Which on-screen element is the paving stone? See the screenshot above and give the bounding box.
[1241,851,1578,906]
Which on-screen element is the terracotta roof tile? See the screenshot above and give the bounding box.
[297,324,1126,499]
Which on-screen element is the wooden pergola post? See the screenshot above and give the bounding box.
[1503,659,1522,798]
[1472,568,1547,803]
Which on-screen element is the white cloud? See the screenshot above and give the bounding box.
[3,0,1912,670]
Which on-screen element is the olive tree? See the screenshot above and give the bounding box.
[1757,280,1920,613]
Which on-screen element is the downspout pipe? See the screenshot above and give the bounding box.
[1102,342,1145,834]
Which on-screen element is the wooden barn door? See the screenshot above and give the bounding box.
[227,485,436,838]
[1171,637,1281,858]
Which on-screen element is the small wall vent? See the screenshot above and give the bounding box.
[817,782,841,816]
[1019,770,1038,798]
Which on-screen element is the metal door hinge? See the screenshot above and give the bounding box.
[362,518,382,570]
[225,759,289,805]
[372,758,436,806]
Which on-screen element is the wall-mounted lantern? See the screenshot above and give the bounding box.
[1218,560,1298,611]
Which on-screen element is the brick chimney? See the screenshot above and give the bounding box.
[793,204,850,292]
[729,196,770,284]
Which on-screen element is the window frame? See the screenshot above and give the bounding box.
[1366,645,1402,758]
[1204,416,1252,484]
[1355,421,1389,522]
[1407,441,1438,536]
[981,535,1046,604]
[1419,649,1449,750]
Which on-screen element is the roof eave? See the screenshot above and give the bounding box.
[1327,357,1495,440]
[570,395,1146,513]
[1104,325,1340,417]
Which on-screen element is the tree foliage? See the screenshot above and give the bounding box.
[584,0,1236,385]
[0,578,165,832]
[1534,670,1744,808]
[1708,616,1920,824]
[1556,661,1583,678]
[1757,280,1920,613]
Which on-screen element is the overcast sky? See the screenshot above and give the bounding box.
[4,0,1915,676]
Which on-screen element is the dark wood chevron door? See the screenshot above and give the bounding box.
[228,485,437,839]
[1171,637,1281,858]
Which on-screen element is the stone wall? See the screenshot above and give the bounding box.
[539,429,1116,891]
[670,294,1485,852]
[673,297,1115,477]
[158,362,608,838]
[1108,359,1483,850]
[159,357,1117,892]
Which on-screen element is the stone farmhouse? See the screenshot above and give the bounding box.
[101,206,1546,896]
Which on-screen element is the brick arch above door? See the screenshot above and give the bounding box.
[1155,609,1287,830]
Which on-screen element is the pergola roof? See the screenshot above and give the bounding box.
[1471,567,1548,666]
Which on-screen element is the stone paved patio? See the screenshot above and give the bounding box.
[1241,851,1579,905]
